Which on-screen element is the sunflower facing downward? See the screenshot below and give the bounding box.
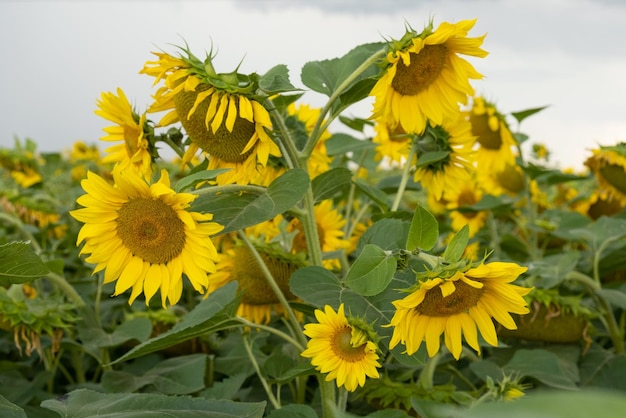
[301,304,381,392]
[388,262,531,360]
[95,88,154,179]
[585,144,626,206]
[370,19,487,134]
[140,48,281,185]
[70,166,223,307]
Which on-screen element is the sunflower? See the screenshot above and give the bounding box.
[413,117,475,201]
[208,240,304,324]
[370,19,487,134]
[287,103,333,178]
[301,304,381,392]
[585,144,626,206]
[95,88,154,179]
[373,121,412,166]
[140,48,281,185]
[70,166,223,307]
[388,262,531,360]
[445,177,487,237]
[467,96,517,174]
[477,162,525,197]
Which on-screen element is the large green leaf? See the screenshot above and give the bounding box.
[301,42,384,98]
[311,167,352,203]
[289,266,343,308]
[0,242,49,285]
[79,317,152,351]
[443,225,469,263]
[110,282,240,364]
[325,133,376,156]
[258,64,298,94]
[504,348,579,390]
[343,244,397,296]
[175,169,232,192]
[0,395,25,418]
[358,217,410,253]
[266,404,318,418]
[102,354,208,394]
[406,205,438,252]
[40,389,265,418]
[191,169,309,234]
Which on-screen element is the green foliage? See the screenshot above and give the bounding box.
[0,242,49,285]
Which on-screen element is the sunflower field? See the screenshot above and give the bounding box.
[2,17,626,418]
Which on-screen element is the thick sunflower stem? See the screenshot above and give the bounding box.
[263,98,299,170]
[317,377,337,418]
[391,140,419,212]
[238,231,308,348]
[299,189,324,267]
[45,272,86,309]
[303,48,387,158]
[418,352,441,391]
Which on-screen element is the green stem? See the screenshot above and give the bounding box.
[190,183,267,196]
[160,134,186,159]
[317,377,337,418]
[391,140,418,212]
[264,98,299,170]
[299,189,324,267]
[0,213,43,253]
[515,143,539,261]
[486,211,501,260]
[45,272,86,308]
[417,352,441,391]
[337,387,349,412]
[303,48,386,158]
[235,316,305,351]
[238,231,308,348]
[242,333,281,409]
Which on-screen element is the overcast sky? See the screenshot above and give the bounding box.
[1,0,625,169]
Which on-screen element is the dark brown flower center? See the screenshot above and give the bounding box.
[600,163,626,195]
[231,247,298,305]
[116,197,186,264]
[331,326,367,362]
[470,113,502,150]
[416,279,484,317]
[391,45,448,96]
[174,83,255,163]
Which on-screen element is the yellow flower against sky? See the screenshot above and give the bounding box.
[301,304,381,392]
[370,19,487,135]
[70,166,223,307]
[140,48,281,185]
[388,262,531,360]
[95,88,154,179]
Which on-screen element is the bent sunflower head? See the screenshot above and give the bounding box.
[70,165,224,307]
[585,144,626,206]
[140,46,281,185]
[370,19,487,134]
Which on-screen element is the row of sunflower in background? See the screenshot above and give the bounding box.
[1,17,626,418]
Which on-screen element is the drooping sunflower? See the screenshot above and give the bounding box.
[95,88,154,179]
[585,144,626,206]
[208,239,304,324]
[140,48,281,185]
[70,166,224,307]
[413,116,475,201]
[301,304,381,392]
[373,121,413,166]
[388,262,531,360]
[467,96,517,174]
[370,19,487,134]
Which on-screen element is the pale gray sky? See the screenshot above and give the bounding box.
[1,0,625,169]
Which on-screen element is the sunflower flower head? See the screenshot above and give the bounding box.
[301,304,381,392]
[370,18,488,134]
[95,88,156,179]
[388,260,532,360]
[140,45,282,185]
[585,143,626,206]
[70,165,224,307]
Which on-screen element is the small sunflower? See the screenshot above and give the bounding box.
[70,166,223,307]
[445,178,487,237]
[477,162,525,197]
[301,304,381,392]
[388,262,531,360]
[413,117,475,201]
[95,88,154,179]
[467,96,517,174]
[373,121,412,166]
[370,19,487,134]
[208,241,303,324]
[585,144,626,206]
[140,48,281,185]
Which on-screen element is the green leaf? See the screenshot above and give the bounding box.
[504,348,579,390]
[191,169,310,234]
[0,395,26,418]
[467,194,515,211]
[258,64,298,93]
[443,225,469,263]
[579,345,626,390]
[110,282,240,364]
[406,205,439,252]
[266,404,318,418]
[311,167,352,203]
[415,151,449,168]
[102,354,208,394]
[301,42,384,97]
[528,251,580,288]
[510,105,549,124]
[289,266,343,308]
[358,217,410,252]
[40,389,266,418]
[597,288,626,310]
[325,133,376,156]
[175,169,232,192]
[200,373,248,400]
[354,180,389,212]
[337,77,378,111]
[0,242,49,285]
[344,244,397,296]
[79,317,153,350]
